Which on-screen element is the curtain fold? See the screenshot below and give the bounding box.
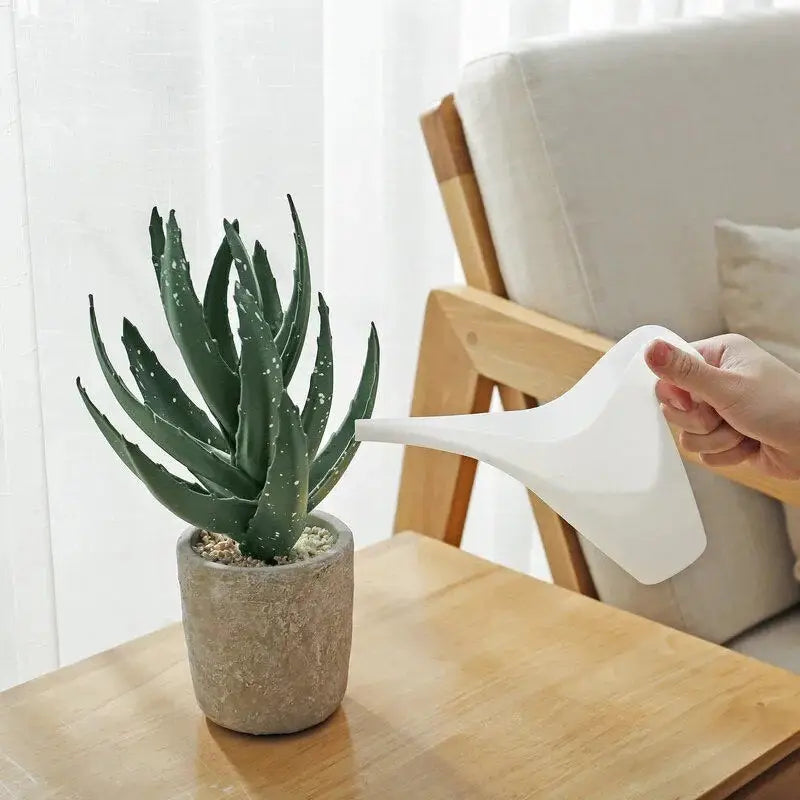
[0,0,785,687]
[0,1,58,689]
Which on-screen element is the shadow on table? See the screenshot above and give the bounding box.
[199,697,493,799]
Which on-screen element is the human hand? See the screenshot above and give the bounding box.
[645,334,800,480]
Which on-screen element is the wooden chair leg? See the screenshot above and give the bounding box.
[394,293,493,546]
[496,385,597,597]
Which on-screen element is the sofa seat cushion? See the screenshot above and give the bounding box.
[728,606,800,674]
[579,467,799,644]
[455,10,800,642]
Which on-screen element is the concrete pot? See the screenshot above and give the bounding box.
[176,511,354,735]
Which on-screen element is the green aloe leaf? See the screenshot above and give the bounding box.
[253,240,283,335]
[243,393,309,561]
[149,207,165,284]
[308,324,379,510]
[202,220,239,372]
[77,379,256,535]
[224,220,263,310]
[122,318,229,452]
[301,293,333,460]
[89,298,258,498]
[161,211,240,440]
[194,475,237,498]
[124,444,256,538]
[78,377,231,499]
[76,378,137,474]
[233,283,284,486]
[275,196,311,386]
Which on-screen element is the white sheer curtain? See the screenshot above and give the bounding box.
[0,0,787,688]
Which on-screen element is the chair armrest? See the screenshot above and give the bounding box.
[432,286,612,402]
[434,285,800,507]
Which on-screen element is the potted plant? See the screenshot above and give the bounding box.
[77,196,379,735]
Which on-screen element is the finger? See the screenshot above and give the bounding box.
[660,402,722,435]
[699,437,760,467]
[681,423,744,455]
[645,339,728,403]
[655,380,693,412]
[692,334,753,370]
[690,338,728,370]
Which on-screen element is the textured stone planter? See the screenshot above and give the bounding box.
[176,511,354,735]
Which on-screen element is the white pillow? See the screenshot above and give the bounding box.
[715,219,800,579]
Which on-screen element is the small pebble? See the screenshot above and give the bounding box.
[193,526,335,567]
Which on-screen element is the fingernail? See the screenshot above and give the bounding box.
[648,340,673,368]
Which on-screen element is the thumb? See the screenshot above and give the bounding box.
[645,340,723,402]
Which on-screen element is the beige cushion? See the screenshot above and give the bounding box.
[728,605,800,674]
[715,219,800,580]
[455,10,800,642]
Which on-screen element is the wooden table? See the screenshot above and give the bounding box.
[1,533,799,799]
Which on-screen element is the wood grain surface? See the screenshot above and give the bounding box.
[0,533,799,799]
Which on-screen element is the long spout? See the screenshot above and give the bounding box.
[355,415,488,462]
[355,413,546,498]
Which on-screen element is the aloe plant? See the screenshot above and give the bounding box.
[77,196,379,562]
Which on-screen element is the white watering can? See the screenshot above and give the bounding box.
[355,325,707,585]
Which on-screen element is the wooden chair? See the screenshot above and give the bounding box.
[395,91,800,601]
